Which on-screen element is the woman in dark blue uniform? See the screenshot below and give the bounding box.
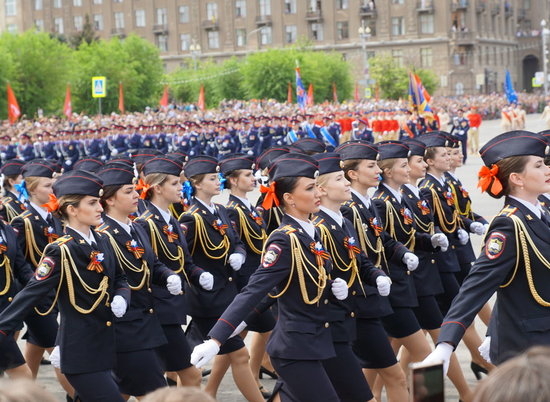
[191,153,362,402]
[337,140,409,401]
[0,169,131,402]
[312,152,392,402]
[424,130,550,369]
[178,155,263,401]
[97,162,184,398]
[134,157,209,387]
[0,159,26,222]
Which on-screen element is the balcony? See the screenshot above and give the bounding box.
[504,5,513,18]
[359,5,377,18]
[517,7,527,21]
[201,19,219,30]
[491,4,500,15]
[476,2,486,13]
[305,9,323,21]
[111,27,125,37]
[255,14,272,26]
[451,31,475,46]
[451,0,468,12]
[153,24,168,34]
[417,0,434,13]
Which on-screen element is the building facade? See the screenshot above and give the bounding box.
[0,0,548,96]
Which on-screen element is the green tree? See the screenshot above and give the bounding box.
[215,57,246,101]
[414,68,439,96]
[0,42,18,120]
[369,54,408,100]
[69,14,99,49]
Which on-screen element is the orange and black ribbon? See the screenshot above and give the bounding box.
[250,210,263,225]
[163,225,178,242]
[417,200,430,215]
[42,194,59,213]
[401,208,413,225]
[213,219,228,236]
[478,164,503,196]
[87,251,104,273]
[343,236,361,259]
[259,182,280,210]
[126,240,144,259]
[369,217,382,236]
[136,178,151,200]
[44,226,59,244]
[0,242,7,255]
[310,241,330,267]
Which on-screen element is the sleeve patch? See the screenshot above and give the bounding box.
[35,257,55,281]
[485,232,506,260]
[262,244,282,268]
[180,223,188,235]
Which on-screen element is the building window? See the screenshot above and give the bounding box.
[156,8,167,25]
[5,0,16,16]
[54,17,64,34]
[74,16,83,30]
[260,26,272,45]
[179,6,189,23]
[93,14,103,30]
[235,0,246,17]
[420,14,434,34]
[285,25,297,43]
[420,48,432,67]
[157,35,168,52]
[207,3,218,20]
[284,0,296,14]
[180,34,190,51]
[310,22,324,41]
[73,0,82,6]
[337,21,349,40]
[391,17,405,35]
[35,19,44,31]
[53,0,62,8]
[7,24,17,34]
[259,0,271,16]
[392,49,403,67]
[337,0,349,9]
[392,0,404,4]
[208,31,220,48]
[34,0,43,11]
[113,0,123,3]
[93,0,102,4]
[114,12,124,29]
[236,29,247,47]
[135,10,145,27]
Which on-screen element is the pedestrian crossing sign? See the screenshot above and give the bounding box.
[92,76,106,98]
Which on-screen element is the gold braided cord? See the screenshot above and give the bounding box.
[0,255,12,296]
[235,206,267,255]
[22,218,43,267]
[268,233,327,304]
[190,213,230,260]
[448,182,473,218]
[146,220,189,283]
[380,200,416,251]
[430,188,459,233]
[106,233,149,291]
[4,204,19,222]
[414,215,435,234]
[351,206,384,268]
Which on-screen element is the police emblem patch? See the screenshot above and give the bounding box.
[485,232,506,260]
[262,244,282,268]
[35,257,55,281]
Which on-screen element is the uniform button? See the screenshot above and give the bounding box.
[407,271,411,275]
[106,321,112,327]
[350,312,355,318]
[147,288,152,293]
[324,322,330,328]
[228,277,233,282]
[324,299,329,305]
[149,308,154,314]
[352,290,357,296]
[7,297,12,302]
[452,245,456,249]
[431,259,435,264]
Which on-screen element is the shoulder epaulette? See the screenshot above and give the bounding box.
[17,210,32,220]
[311,216,324,227]
[342,200,356,208]
[498,205,518,217]
[186,205,200,215]
[1,196,13,204]
[227,200,238,209]
[419,182,434,190]
[136,211,153,221]
[274,224,296,235]
[96,223,109,233]
[53,235,72,246]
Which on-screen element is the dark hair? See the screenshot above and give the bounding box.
[100,184,123,210]
[3,174,19,192]
[484,155,529,199]
[189,173,208,189]
[342,159,363,182]
[274,176,301,208]
[224,170,242,190]
[424,146,442,162]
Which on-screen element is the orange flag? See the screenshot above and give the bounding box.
[118,82,125,114]
[287,81,292,103]
[332,82,338,103]
[307,83,314,107]
[198,84,205,111]
[354,82,360,102]
[159,85,169,109]
[63,84,72,119]
[7,83,21,124]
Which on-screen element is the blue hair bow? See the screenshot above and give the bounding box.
[182,181,194,200]
[15,181,29,202]
[218,173,227,191]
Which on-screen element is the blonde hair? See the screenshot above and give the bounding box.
[316,173,331,188]
[24,176,42,193]
[55,194,86,222]
[377,158,398,177]
[189,173,208,188]
[144,173,169,200]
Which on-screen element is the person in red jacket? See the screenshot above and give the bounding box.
[467,107,482,155]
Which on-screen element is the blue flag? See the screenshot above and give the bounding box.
[295,67,306,110]
[320,126,337,148]
[505,70,518,104]
[287,129,298,144]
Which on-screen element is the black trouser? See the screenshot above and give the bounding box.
[65,370,125,402]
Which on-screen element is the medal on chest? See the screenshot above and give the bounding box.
[87,251,105,273]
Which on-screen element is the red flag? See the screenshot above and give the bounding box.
[197,84,205,111]
[63,84,72,119]
[159,86,169,109]
[7,83,21,124]
[287,81,292,103]
[354,82,360,102]
[118,82,125,114]
[332,82,338,103]
[307,83,314,107]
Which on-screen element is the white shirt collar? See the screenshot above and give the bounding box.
[151,202,172,225]
[319,206,343,227]
[30,201,49,222]
[428,172,446,187]
[509,195,542,219]
[67,226,95,245]
[447,171,458,181]
[404,183,420,199]
[195,197,216,215]
[287,214,316,240]
[382,183,402,203]
[107,215,132,236]
[351,188,371,209]
[234,194,252,211]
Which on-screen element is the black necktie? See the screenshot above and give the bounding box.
[541,211,550,227]
[46,214,54,228]
[129,225,139,241]
[90,241,98,250]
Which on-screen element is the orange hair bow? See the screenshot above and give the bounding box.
[42,193,59,213]
[136,178,151,200]
[260,182,280,210]
[478,164,503,195]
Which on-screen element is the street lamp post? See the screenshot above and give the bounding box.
[190,40,201,71]
[358,22,371,95]
[542,20,549,98]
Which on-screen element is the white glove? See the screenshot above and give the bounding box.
[111,148,118,156]
[402,252,419,271]
[431,233,449,252]
[331,278,349,300]
[190,339,220,369]
[479,336,492,364]
[111,295,127,318]
[50,345,61,369]
[247,150,254,155]
[228,253,245,271]
[422,342,453,375]
[376,276,392,297]
[229,321,247,338]
[0,153,5,159]
[470,222,485,236]
[199,272,214,291]
[166,274,182,295]
[65,160,72,166]
[483,223,490,234]
[100,155,107,161]
[457,228,469,245]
